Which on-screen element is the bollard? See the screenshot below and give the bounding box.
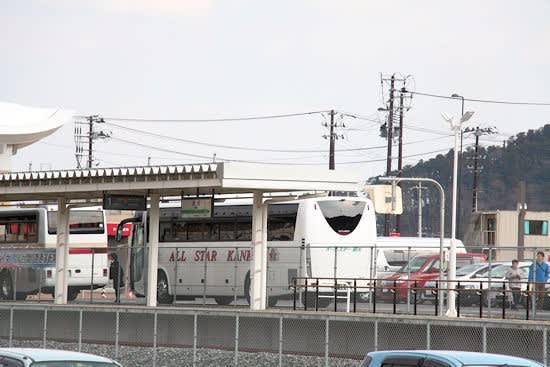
[334,278,338,313]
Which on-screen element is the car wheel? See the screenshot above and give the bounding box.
[0,270,13,300]
[157,270,173,304]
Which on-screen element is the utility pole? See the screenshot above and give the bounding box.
[465,126,496,212]
[74,115,109,169]
[384,75,395,236]
[323,110,343,172]
[329,109,335,170]
[395,88,405,233]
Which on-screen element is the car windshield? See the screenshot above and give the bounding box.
[477,265,511,278]
[399,256,428,273]
[32,363,117,367]
[457,263,487,277]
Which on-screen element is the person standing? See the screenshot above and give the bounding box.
[109,253,124,303]
[505,259,522,309]
[528,251,549,309]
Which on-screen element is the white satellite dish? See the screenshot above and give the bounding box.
[0,101,73,172]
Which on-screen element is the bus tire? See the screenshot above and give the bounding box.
[214,297,232,306]
[67,288,79,301]
[0,270,13,300]
[268,296,278,307]
[157,270,173,304]
[15,292,27,301]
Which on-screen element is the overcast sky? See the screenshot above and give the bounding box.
[2,0,549,177]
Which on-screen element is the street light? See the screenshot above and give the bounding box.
[379,176,446,316]
[451,94,465,239]
[441,110,475,317]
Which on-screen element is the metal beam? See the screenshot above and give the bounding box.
[54,198,69,304]
[250,191,266,310]
[147,193,160,307]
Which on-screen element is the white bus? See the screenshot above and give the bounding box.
[0,207,109,301]
[118,196,377,306]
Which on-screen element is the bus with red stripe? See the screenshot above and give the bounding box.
[0,207,108,301]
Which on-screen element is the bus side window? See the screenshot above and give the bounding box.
[219,222,235,241]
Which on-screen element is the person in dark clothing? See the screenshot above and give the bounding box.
[109,253,124,303]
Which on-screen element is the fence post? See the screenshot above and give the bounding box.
[8,307,13,347]
[426,322,431,350]
[543,327,548,366]
[487,248,493,318]
[78,309,83,352]
[324,318,329,367]
[406,247,411,313]
[42,308,48,348]
[233,247,239,307]
[153,311,158,367]
[374,320,378,351]
[193,313,198,367]
[482,324,487,353]
[173,247,179,306]
[90,248,95,304]
[115,310,120,358]
[234,315,239,367]
[278,316,283,367]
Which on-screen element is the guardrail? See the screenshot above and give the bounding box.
[291,277,550,320]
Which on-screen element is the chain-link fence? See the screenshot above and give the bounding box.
[0,304,548,366]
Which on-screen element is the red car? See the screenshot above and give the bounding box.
[376,252,486,302]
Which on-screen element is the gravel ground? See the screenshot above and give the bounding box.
[1,339,361,367]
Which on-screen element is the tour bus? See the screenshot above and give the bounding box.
[118,196,380,306]
[0,207,109,301]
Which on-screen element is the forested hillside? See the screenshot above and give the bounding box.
[380,124,549,238]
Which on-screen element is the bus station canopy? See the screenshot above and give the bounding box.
[0,162,362,201]
[0,162,362,309]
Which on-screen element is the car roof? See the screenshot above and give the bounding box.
[367,350,543,366]
[0,348,115,363]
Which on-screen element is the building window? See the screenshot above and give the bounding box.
[524,220,548,236]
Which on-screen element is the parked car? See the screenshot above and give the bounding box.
[423,262,504,305]
[0,348,121,367]
[360,350,544,367]
[376,253,486,302]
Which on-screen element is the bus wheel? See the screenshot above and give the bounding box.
[15,292,27,301]
[157,270,173,304]
[67,288,79,301]
[214,297,232,306]
[0,270,14,300]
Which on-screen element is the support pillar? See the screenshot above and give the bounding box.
[147,193,160,307]
[54,198,69,304]
[250,191,266,310]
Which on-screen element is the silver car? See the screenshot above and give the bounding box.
[0,348,121,367]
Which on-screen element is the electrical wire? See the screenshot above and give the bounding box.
[76,110,330,123]
[106,120,451,153]
[110,136,453,165]
[410,91,550,106]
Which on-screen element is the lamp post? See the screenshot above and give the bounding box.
[379,176,446,316]
[441,110,475,317]
[451,94,465,237]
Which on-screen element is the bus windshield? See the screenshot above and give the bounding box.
[317,200,365,235]
[48,210,105,235]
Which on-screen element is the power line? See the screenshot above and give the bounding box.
[111,136,453,166]
[106,120,451,153]
[410,91,550,106]
[78,110,329,123]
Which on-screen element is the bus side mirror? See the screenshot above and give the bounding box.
[115,225,123,242]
